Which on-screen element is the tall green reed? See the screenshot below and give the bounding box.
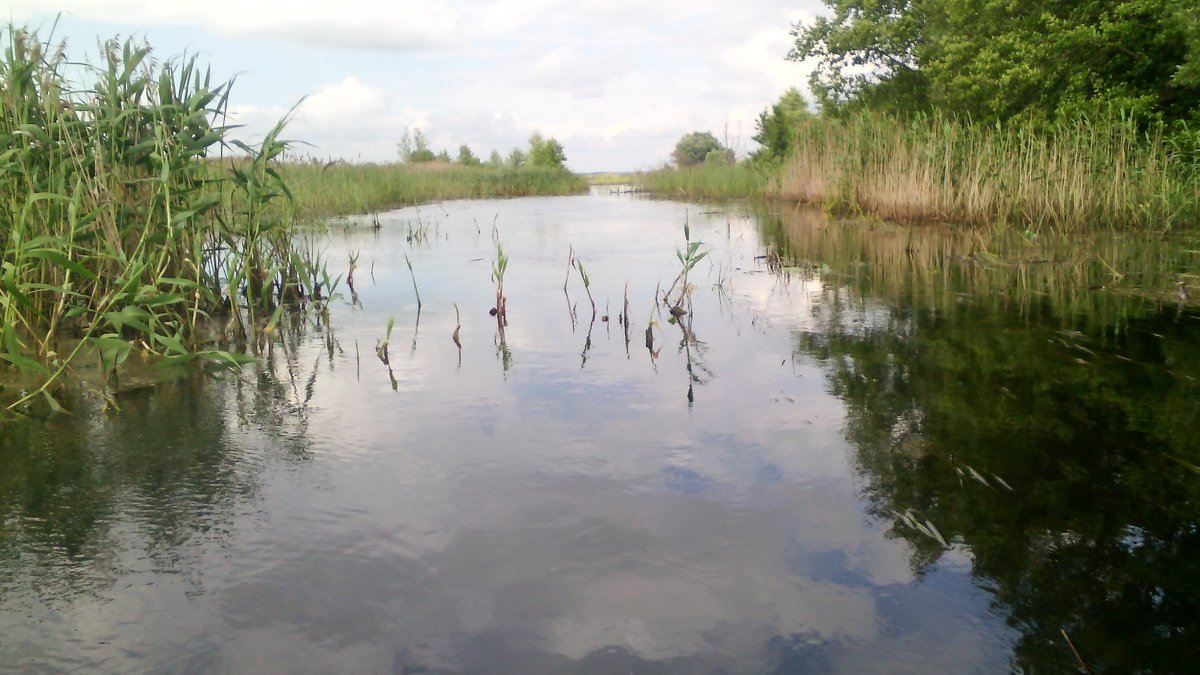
[780,111,1200,232]
[0,24,323,411]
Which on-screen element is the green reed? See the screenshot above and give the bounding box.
[276,161,587,222]
[635,163,773,201]
[780,111,1200,233]
[0,25,322,411]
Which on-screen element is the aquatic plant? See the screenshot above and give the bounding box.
[404,253,422,310]
[491,241,509,325]
[375,316,395,365]
[0,25,322,411]
[664,217,709,308]
[575,259,597,319]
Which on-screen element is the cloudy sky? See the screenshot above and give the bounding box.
[9,2,826,172]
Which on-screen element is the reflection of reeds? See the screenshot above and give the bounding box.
[764,206,1200,327]
[404,253,422,310]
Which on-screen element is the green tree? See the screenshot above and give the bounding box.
[398,128,436,163]
[528,131,567,168]
[751,87,811,162]
[506,147,527,168]
[457,144,481,166]
[790,0,1200,124]
[436,149,451,162]
[487,149,503,167]
[672,131,726,167]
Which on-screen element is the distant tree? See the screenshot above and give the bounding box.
[487,149,504,167]
[672,131,726,167]
[457,144,481,166]
[704,148,735,164]
[398,128,436,163]
[751,88,811,163]
[507,147,527,167]
[528,131,567,168]
[436,149,451,162]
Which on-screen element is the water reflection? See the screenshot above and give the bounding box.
[1,192,1196,672]
[777,208,1200,672]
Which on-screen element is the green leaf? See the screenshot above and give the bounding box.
[23,249,100,281]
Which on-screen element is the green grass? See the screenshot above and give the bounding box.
[584,172,637,186]
[634,163,773,200]
[277,161,587,221]
[0,25,323,411]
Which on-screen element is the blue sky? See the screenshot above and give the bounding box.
[9,2,824,172]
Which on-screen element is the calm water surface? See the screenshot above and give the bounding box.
[2,189,1198,673]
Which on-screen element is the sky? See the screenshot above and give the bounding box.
[7,2,826,172]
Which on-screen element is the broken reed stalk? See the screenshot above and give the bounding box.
[376,316,395,365]
[347,251,360,293]
[564,245,574,291]
[404,253,422,310]
[452,303,462,349]
[576,259,597,319]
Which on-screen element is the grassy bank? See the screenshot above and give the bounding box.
[277,161,588,222]
[635,163,773,200]
[637,114,1200,232]
[0,27,324,411]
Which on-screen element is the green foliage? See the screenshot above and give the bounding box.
[791,0,1200,126]
[751,88,811,163]
[528,131,567,168]
[672,131,728,167]
[456,144,481,166]
[398,128,436,163]
[506,147,527,168]
[487,149,503,167]
[0,24,324,410]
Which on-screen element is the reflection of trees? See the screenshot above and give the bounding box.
[795,297,1200,672]
[0,318,323,600]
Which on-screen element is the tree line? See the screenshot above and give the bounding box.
[397,129,568,169]
[672,1,1200,168]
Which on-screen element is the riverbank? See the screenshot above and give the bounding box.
[637,113,1200,233]
[278,161,588,222]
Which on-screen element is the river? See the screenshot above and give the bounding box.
[2,188,1198,673]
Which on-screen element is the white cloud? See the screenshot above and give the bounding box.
[12,1,831,171]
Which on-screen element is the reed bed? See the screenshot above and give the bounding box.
[276,162,587,221]
[0,26,322,410]
[780,112,1200,232]
[635,163,773,201]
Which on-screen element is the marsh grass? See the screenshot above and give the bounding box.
[277,162,587,222]
[0,25,322,411]
[636,163,773,201]
[780,112,1200,233]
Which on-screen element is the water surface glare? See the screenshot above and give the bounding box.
[3,190,1198,673]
